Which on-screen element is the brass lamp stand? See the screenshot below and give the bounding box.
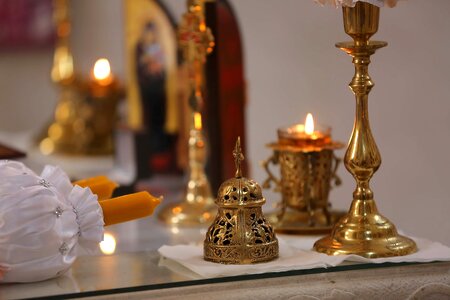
[40,0,122,156]
[158,0,216,225]
[314,2,417,258]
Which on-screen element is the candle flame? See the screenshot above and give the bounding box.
[305,113,314,135]
[93,58,111,81]
[194,112,202,130]
[99,232,116,255]
[199,22,206,32]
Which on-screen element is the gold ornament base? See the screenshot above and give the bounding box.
[157,138,216,225]
[268,209,346,235]
[314,199,417,258]
[158,118,216,226]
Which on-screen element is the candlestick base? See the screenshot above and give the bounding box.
[158,126,216,226]
[314,199,417,258]
[157,152,216,225]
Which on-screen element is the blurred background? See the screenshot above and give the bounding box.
[1,0,450,245]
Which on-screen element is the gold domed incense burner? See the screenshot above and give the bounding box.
[314,2,417,258]
[204,138,279,264]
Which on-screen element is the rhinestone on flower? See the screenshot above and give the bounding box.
[72,206,81,236]
[59,242,69,255]
[38,179,51,188]
[54,206,64,218]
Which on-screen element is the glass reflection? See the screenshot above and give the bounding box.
[99,232,117,255]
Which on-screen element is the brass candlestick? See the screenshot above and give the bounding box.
[158,0,216,225]
[314,2,417,258]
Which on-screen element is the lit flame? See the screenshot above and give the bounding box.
[194,112,202,130]
[305,113,314,135]
[99,232,116,255]
[199,22,206,32]
[93,58,112,85]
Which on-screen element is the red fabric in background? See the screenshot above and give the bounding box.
[0,0,55,49]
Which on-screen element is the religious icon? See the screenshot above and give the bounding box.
[125,0,188,180]
[135,21,175,176]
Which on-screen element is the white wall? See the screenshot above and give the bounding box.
[1,0,450,245]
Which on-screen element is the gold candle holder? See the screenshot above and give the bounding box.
[39,0,123,156]
[158,0,216,225]
[314,2,417,258]
[263,118,345,234]
[40,60,123,156]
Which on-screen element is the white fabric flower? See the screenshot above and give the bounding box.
[0,161,104,283]
[315,0,399,8]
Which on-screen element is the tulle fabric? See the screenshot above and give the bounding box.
[315,0,399,8]
[0,161,104,283]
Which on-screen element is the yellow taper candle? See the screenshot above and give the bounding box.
[74,176,118,200]
[100,191,161,226]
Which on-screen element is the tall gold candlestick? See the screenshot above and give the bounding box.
[314,2,416,258]
[158,0,215,225]
[51,0,74,85]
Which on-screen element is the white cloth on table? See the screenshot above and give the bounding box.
[158,235,450,278]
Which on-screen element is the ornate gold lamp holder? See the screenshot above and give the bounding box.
[158,0,216,225]
[40,0,123,156]
[204,138,279,264]
[314,2,417,258]
[263,124,345,234]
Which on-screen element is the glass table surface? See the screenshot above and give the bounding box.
[0,187,445,300]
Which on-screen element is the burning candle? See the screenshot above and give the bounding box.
[194,112,202,130]
[278,113,332,148]
[89,58,121,98]
[92,58,113,86]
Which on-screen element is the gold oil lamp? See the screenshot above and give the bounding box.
[314,2,417,258]
[40,0,123,156]
[263,113,345,234]
[158,0,216,225]
[204,137,279,264]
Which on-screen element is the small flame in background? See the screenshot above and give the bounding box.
[305,113,315,135]
[194,112,202,130]
[93,58,111,81]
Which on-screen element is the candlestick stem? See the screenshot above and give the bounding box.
[314,2,416,258]
[158,0,215,225]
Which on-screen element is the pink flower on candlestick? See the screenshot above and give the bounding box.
[315,0,399,7]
